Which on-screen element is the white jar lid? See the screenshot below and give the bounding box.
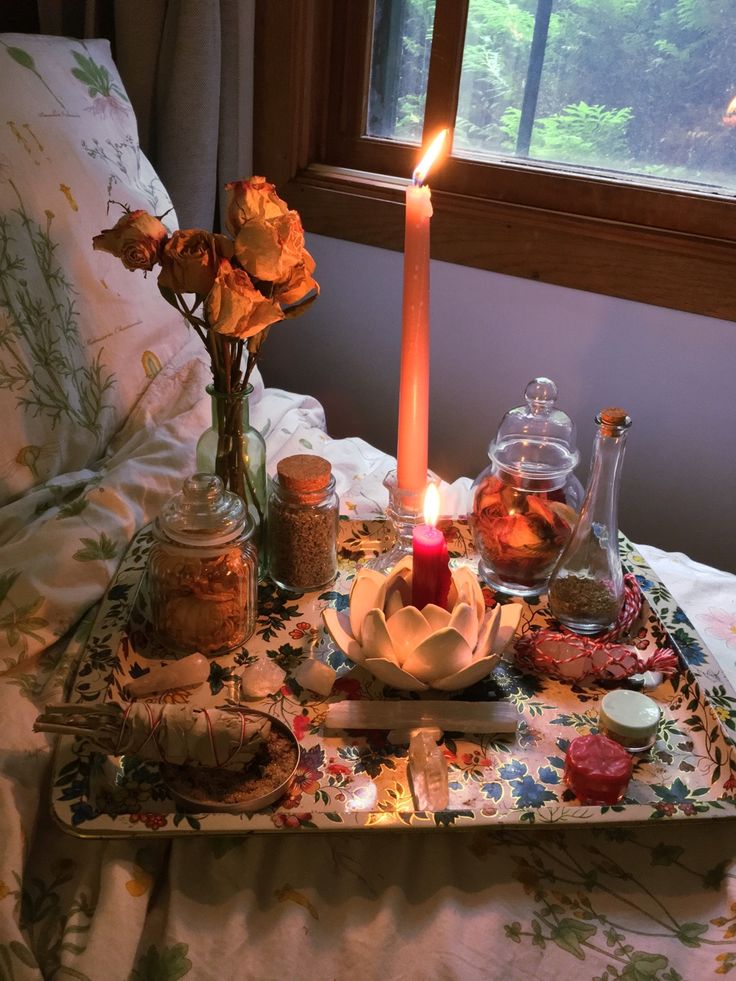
[599,689,661,741]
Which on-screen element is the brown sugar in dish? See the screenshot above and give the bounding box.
[161,727,298,806]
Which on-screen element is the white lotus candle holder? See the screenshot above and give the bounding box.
[322,556,522,691]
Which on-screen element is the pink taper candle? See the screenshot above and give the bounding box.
[396,130,449,492]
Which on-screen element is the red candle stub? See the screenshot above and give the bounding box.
[411,523,451,610]
[564,734,633,805]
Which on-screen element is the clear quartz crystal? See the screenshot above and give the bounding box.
[240,657,287,699]
[409,728,449,811]
[548,408,632,635]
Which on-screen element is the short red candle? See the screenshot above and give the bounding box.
[412,524,451,610]
[564,734,633,805]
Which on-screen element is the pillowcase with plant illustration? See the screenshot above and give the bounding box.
[0,33,191,506]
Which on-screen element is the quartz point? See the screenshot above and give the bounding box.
[123,652,209,697]
[409,728,449,811]
[293,658,336,697]
[240,657,287,699]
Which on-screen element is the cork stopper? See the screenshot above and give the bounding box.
[276,454,332,494]
[597,407,632,435]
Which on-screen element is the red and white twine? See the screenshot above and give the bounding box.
[514,573,679,683]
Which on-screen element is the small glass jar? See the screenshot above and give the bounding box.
[146,473,257,656]
[469,378,583,597]
[268,454,339,592]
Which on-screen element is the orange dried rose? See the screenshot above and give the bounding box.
[233,211,305,283]
[204,259,284,339]
[158,230,233,297]
[224,176,288,236]
[92,209,167,272]
[469,473,575,587]
[273,249,320,310]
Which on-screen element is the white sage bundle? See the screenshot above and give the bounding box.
[34,703,271,770]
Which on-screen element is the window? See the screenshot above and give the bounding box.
[254,0,736,321]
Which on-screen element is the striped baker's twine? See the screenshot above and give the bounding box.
[514,576,679,681]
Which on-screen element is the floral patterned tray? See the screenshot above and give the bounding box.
[51,518,736,837]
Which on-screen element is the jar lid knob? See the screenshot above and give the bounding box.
[524,376,558,411]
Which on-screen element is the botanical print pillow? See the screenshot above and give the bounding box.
[0,34,189,505]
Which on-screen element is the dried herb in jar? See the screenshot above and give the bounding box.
[267,454,339,592]
[548,574,620,626]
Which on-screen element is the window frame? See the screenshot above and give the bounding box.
[254,0,736,322]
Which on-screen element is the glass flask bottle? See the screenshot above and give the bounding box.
[547,407,632,635]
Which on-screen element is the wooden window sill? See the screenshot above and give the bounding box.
[281,165,736,322]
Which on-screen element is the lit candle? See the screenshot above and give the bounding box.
[396,129,449,492]
[412,483,451,610]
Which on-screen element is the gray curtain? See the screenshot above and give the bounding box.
[114,0,255,230]
[33,0,255,230]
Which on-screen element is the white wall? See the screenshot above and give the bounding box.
[263,233,736,573]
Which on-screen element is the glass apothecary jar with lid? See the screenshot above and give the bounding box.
[146,473,257,656]
[268,454,339,592]
[469,378,583,597]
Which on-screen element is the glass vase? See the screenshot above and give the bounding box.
[196,384,267,569]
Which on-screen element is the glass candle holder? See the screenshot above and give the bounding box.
[368,469,437,572]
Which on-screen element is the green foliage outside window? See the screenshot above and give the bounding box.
[378,0,735,187]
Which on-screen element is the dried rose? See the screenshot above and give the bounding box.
[233,211,305,283]
[92,209,167,272]
[158,230,233,297]
[224,176,288,236]
[273,248,320,311]
[205,259,284,339]
[470,472,576,587]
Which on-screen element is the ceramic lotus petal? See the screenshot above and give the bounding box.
[348,569,386,643]
[402,628,474,684]
[322,559,522,691]
[385,606,433,662]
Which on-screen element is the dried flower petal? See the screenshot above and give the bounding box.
[224,176,288,236]
[234,212,304,282]
[205,259,284,339]
[158,230,233,296]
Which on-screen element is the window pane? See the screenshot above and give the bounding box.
[367,0,436,144]
[453,0,736,193]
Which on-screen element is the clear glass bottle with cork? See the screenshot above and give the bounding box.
[548,407,632,634]
[267,454,339,592]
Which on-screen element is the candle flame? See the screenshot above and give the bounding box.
[423,482,440,527]
[724,95,736,127]
[413,129,449,185]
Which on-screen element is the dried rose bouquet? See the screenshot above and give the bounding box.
[92,177,319,515]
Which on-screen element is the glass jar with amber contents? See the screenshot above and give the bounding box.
[469,378,583,597]
[146,473,257,655]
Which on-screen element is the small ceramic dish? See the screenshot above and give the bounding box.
[159,708,300,813]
